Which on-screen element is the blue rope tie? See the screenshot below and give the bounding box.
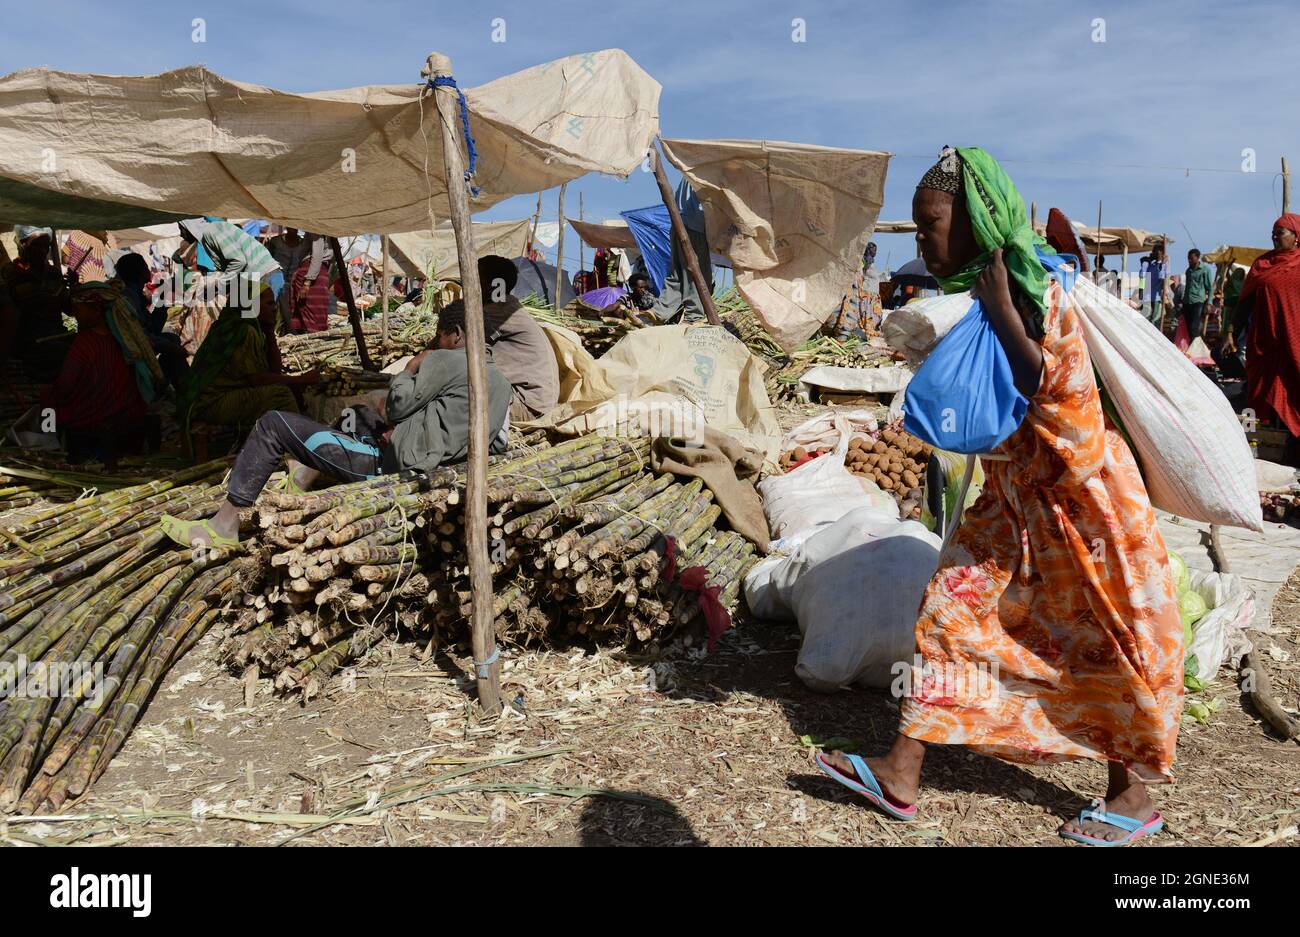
[428,75,480,197]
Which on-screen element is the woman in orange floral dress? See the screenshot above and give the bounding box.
[818,148,1183,845]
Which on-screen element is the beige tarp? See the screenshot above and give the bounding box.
[661,138,890,352]
[569,218,640,250]
[1034,221,1169,256]
[388,219,532,279]
[0,49,661,234]
[873,220,916,234]
[1204,244,1268,267]
[524,323,781,461]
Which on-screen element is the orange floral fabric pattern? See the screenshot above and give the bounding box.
[898,280,1184,782]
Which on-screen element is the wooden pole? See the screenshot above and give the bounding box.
[553,182,567,309]
[380,234,390,349]
[528,192,542,257]
[650,139,721,326]
[578,191,585,285]
[1094,201,1103,276]
[1284,157,1292,214]
[422,52,501,715]
[1120,243,1128,299]
[1030,201,1037,230]
[327,236,376,371]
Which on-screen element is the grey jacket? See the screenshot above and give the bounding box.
[385,349,511,473]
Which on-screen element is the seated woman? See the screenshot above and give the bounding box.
[41,282,164,465]
[177,284,319,438]
[114,252,190,392]
[161,313,512,548]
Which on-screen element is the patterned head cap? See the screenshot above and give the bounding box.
[917,147,963,197]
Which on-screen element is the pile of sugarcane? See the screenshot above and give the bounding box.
[0,459,249,814]
[228,432,758,701]
[717,287,904,401]
[278,312,433,374]
[312,366,394,399]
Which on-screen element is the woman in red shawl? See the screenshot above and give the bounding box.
[1241,214,1300,461]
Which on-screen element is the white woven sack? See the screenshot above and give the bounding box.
[1069,277,1262,532]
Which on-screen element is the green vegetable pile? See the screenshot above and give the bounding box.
[1169,550,1221,721]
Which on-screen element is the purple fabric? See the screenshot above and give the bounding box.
[579,286,626,307]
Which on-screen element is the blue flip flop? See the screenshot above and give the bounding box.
[815,752,918,821]
[1059,800,1164,846]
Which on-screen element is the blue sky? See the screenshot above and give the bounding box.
[3,0,1296,275]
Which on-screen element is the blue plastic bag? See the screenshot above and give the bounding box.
[902,298,1029,453]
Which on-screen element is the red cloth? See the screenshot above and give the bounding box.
[42,329,146,430]
[1244,215,1300,434]
[677,566,730,651]
[288,256,335,333]
[660,535,678,583]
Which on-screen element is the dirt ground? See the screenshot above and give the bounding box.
[2,562,1296,847]
[3,399,1297,848]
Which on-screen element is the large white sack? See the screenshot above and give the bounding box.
[1070,277,1262,532]
[759,413,897,538]
[881,292,974,366]
[743,506,940,691]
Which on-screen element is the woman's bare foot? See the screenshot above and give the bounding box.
[1059,762,1157,842]
[821,734,924,806]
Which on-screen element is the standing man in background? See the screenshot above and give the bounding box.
[1142,242,1168,326]
[1182,248,1213,341]
[651,178,714,323]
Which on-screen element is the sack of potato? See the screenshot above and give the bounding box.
[844,428,932,520]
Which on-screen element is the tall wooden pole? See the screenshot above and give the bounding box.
[1095,201,1103,276]
[380,234,390,348]
[1284,157,1292,214]
[554,182,567,309]
[1030,201,1037,231]
[578,191,585,284]
[1120,243,1128,299]
[422,52,500,715]
[528,192,542,257]
[650,139,721,326]
[327,236,376,371]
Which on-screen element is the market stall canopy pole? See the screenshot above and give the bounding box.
[422,52,500,715]
[328,236,376,371]
[0,50,661,232]
[554,183,568,311]
[380,235,390,346]
[1284,156,1292,214]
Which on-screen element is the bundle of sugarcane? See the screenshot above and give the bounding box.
[0,458,250,814]
[313,367,394,398]
[232,433,758,700]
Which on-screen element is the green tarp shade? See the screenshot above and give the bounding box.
[0,176,189,230]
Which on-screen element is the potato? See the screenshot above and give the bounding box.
[902,470,918,488]
[873,441,888,455]
[878,475,895,490]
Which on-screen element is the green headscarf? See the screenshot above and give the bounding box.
[931,147,1054,325]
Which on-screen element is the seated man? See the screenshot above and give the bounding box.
[40,283,154,465]
[160,312,512,548]
[115,252,190,392]
[1,226,71,379]
[598,272,656,317]
[438,255,560,423]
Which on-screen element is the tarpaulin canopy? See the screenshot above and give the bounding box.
[1204,244,1269,267]
[619,204,672,292]
[388,219,532,279]
[873,219,916,234]
[569,218,640,250]
[0,49,661,235]
[1033,220,1170,256]
[661,138,890,352]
